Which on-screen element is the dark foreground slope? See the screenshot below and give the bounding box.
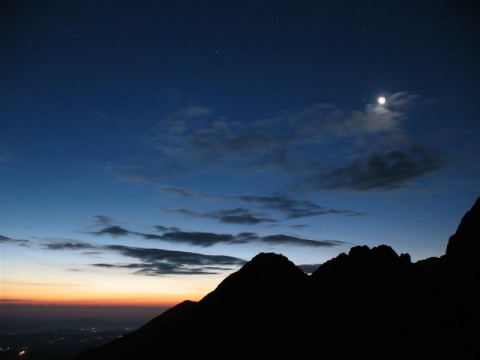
[71,197,479,359]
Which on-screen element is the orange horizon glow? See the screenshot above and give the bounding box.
[1,266,224,309]
[0,290,204,307]
[0,297,190,307]
[1,279,212,308]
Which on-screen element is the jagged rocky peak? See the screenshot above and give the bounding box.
[310,244,412,285]
[445,196,480,260]
[350,244,411,264]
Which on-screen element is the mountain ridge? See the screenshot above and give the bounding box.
[71,197,479,359]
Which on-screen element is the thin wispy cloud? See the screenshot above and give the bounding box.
[163,94,406,161]
[154,225,180,232]
[44,242,96,251]
[41,239,246,275]
[160,186,203,198]
[161,186,366,219]
[232,194,365,218]
[160,207,277,225]
[0,235,30,246]
[155,230,235,247]
[102,245,245,275]
[259,235,345,247]
[88,224,349,249]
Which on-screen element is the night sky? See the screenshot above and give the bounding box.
[1,1,479,308]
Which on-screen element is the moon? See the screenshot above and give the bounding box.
[378,96,386,105]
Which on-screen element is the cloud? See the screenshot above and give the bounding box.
[161,185,202,198]
[387,92,420,109]
[155,230,235,247]
[217,208,276,224]
[310,145,446,191]
[89,226,234,246]
[92,262,188,275]
[91,225,131,237]
[43,241,96,251]
[232,194,365,218]
[110,93,449,194]
[41,217,347,275]
[154,225,180,232]
[160,187,365,219]
[42,239,246,275]
[0,235,30,246]
[259,235,346,247]
[113,94,420,182]
[90,223,349,249]
[160,207,278,225]
[104,245,246,275]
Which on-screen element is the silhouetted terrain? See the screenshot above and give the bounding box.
[71,197,479,359]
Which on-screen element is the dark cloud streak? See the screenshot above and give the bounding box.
[160,187,366,219]
[0,235,30,246]
[160,207,277,225]
[42,240,246,276]
[91,226,131,237]
[90,224,348,249]
[44,242,96,251]
[233,194,365,218]
[260,235,346,247]
[315,145,446,191]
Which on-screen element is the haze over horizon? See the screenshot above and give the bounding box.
[1,0,478,314]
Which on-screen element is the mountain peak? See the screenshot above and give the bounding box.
[200,252,308,305]
[445,196,480,260]
[238,251,301,274]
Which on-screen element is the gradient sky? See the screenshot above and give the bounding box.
[1,0,479,309]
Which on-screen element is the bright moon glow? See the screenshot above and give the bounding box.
[378,96,386,105]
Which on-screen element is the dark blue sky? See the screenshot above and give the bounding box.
[1,0,478,305]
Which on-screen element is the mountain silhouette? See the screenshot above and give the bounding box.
[70,197,479,359]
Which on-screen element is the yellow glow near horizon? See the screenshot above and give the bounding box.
[1,270,224,306]
[0,278,214,306]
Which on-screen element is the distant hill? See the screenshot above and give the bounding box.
[70,197,479,359]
